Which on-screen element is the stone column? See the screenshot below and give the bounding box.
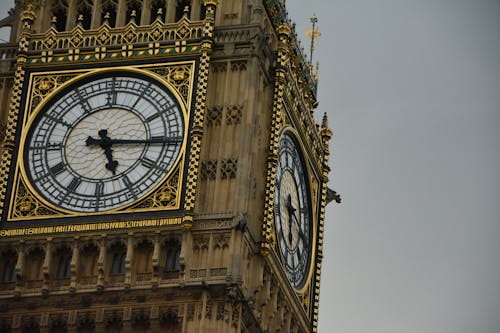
[65,0,78,30]
[115,0,127,27]
[166,0,177,23]
[70,238,79,291]
[140,0,152,25]
[90,0,103,28]
[124,233,134,287]
[191,0,201,20]
[42,238,52,293]
[97,236,106,290]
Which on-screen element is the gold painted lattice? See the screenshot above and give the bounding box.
[149,64,192,103]
[130,165,181,210]
[11,175,59,219]
[29,74,78,118]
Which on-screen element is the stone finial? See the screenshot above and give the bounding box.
[320,112,333,142]
[103,12,110,25]
[20,2,36,29]
[183,5,190,18]
[77,14,84,26]
[50,16,57,28]
[156,7,163,21]
[130,10,137,23]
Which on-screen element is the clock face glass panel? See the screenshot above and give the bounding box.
[274,132,312,289]
[23,72,185,213]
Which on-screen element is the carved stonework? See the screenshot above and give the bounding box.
[220,158,237,179]
[225,104,243,125]
[200,160,217,180]
[205,106,223,127]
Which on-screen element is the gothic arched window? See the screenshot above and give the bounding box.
[101,0,118,27]
[126,0,142,24]
[56,256,71,279]
[76,0,93,29]
[150,0,167,23]
[51,0,69,31]
[24,247,45,282]
[109,243,126,275]
[200,4,207,20]
[1,249,17,283]
[163,240,180,278]
[175,0,191,21]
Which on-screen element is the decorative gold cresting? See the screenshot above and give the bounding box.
[181,0,217,227]
[261,22,292,254]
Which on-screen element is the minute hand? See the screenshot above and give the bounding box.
[86,136,182,145]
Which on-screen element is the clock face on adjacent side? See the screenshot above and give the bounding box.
[22,71,185,213]
[274,132,312,289]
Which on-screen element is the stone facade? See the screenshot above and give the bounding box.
[0,1,332,332]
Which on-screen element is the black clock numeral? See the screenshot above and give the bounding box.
[50,162,66,176]
[141,157,155,169]
[67,177,81,192]
[95,182,104,197]
[47,143,63,151]
[146,113,160,122]
[122,175,138,199]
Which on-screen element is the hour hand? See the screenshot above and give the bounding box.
[107,136,182,144]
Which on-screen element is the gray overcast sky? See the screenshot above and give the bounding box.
[287,0,500,332]
[1,1,499,332]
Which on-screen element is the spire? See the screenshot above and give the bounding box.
[129,10,137,23]
[320,112,333,142]
[306,14,321,64]
[156,8,164,22]
[77,14,84,27]
[103,12,110,25]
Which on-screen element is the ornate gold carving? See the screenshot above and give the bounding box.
[28,19,205,52]
[130,165,181,210]
[29,73,78,118]
[11,170,59,219]
[261,25,290,252]
[0,217,182,237]
[149,64,193,104]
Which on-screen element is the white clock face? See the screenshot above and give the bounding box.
[24,72,185,213]
[274,132,312,289]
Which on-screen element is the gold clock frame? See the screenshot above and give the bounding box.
[272,126,320,297]
[5,61,196,223]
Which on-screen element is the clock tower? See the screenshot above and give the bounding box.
[0,1,334,332]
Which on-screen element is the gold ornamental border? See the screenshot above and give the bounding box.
[7,62,195,221]
[0,216,182,237]
[271,126,319,297]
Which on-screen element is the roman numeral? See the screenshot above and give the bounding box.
[146,113,160,122]
[95,182,104,197]
[122,175,138,199]
[67,177,81,192]
[141,157,155,168]
[50,162,66,176]
[75,88,92,113]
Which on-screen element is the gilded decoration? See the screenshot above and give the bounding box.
[130,165,180,210]
[5,62,196,223]
[11,175,59,219]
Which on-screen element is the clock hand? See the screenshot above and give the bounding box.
[286,194,296,246]
[85,129,118,175]
[86,136,182,146]
[286,195,308,246]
